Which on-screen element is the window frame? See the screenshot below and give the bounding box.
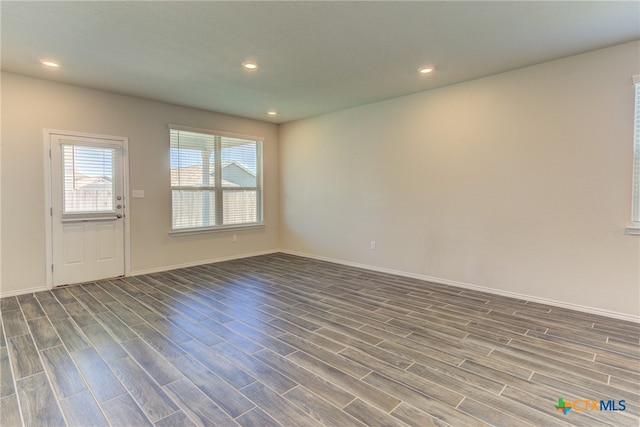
[169,125,264,234]
[627,75,640,235]
[60,143,119,219]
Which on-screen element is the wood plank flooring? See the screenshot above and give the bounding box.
[1,253,639,426]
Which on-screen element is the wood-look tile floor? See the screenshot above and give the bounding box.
[1,253,639,427]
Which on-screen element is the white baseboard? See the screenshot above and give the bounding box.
[3,249,637,324]
[0,250,279,299]
[0,285,49,298]
[129,249,279,276]
[280,249,640,324]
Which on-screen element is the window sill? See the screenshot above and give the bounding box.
[625,225,640,236]
[170,223,264,236]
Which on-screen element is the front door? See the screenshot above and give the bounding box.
[49,132,126,286]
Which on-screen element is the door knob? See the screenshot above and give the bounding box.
[116,196,122,200]
[116,214,123,219]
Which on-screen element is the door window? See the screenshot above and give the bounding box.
[61,144,118,216]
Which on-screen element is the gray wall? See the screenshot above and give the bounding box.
[279,41,640,318]
[1,73,279,295]
[2,41,639,319]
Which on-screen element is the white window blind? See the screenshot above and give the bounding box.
[170,126,263,232]
[633,75,640,223]
[61,144,116,215]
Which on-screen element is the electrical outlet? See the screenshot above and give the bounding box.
[370,241,376,250]
[232,234,237,243]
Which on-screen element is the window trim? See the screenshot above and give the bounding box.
[627,75,640,235]
[169,124,264,144]
[168,223,264,236]
[60,142,120,218]
[169,124,264,234]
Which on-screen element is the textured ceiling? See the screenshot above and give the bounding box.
[2,1,639,123]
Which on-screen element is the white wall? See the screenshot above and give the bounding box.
[279,41,640,319]
[1,73,279,295]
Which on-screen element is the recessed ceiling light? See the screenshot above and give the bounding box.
[267,110,277,116]
[419,66,435,74]
[242,62,258,70]
[41,59,60,68]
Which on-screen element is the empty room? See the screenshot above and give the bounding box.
[1,1,639,426]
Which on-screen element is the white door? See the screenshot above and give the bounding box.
[49,133,126,286]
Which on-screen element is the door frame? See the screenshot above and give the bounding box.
[44,129,131,289]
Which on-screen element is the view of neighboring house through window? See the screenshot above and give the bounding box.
[170,126,263,232]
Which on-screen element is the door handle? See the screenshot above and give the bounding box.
[116,214,123,219]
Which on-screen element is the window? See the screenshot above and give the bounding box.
[61,144,117,216]
[170,125,263,232]
[632,75,640,226]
